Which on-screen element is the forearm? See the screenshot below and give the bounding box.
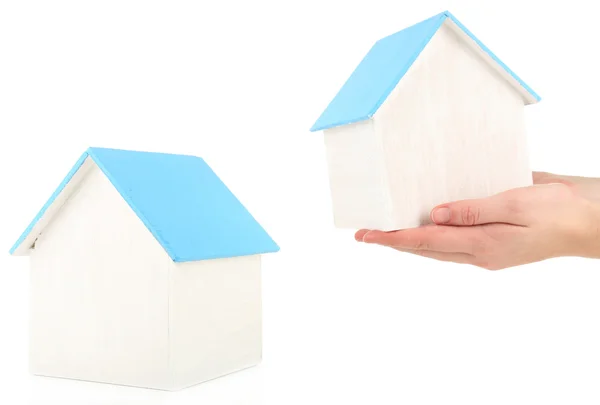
[534,172,600,203]
[567,176,600,203]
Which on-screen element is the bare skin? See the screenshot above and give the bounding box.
[355,172,600,270]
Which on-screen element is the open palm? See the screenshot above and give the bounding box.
[356,172,600,270]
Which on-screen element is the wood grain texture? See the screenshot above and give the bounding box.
[169,255,262,390]
[29,163,173,389]
[324,20,532,231]
[324,120,393,230]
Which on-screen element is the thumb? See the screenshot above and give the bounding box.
[430,193,523,226]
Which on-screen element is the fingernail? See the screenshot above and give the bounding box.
[432,207,451,224]
[362,231,375,243]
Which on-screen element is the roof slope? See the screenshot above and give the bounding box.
[9,147,279,262]
[310,11,541,132]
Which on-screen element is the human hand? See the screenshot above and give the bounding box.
[355,182,600,270]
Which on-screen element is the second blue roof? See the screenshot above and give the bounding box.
[10,147,279,262]
[310,11,541,132]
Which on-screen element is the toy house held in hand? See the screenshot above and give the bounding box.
[9,147,279,391]
[310,11,540,231]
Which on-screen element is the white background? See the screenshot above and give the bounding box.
[1,0,599,404]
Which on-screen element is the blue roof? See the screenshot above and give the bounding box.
[310,11,541,132]
[10,147,279,262]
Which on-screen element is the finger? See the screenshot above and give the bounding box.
[430,189,526,226]
[355,229,370,242]
[362,226,479,254]
[392,247,476,266]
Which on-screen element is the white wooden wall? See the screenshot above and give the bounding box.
[169,255,262,390]
[376,20,532,229]
[324,120,393,230]
[29,161,173,389]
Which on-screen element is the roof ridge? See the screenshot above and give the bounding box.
[87,146,205,161]
[374,10,448,44]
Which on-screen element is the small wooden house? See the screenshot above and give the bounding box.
[310,11,540,231]
[9,147,279,391]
